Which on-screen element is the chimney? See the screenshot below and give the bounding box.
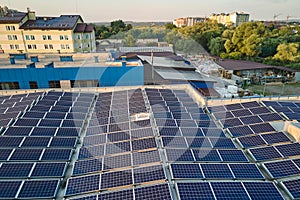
[27,8,36,20]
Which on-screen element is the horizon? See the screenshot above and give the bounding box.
[1,0,299,22]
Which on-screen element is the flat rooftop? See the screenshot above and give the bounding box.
[0,53,142,69]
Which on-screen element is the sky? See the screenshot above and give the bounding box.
[1,0,299,22]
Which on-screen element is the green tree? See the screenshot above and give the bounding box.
[209,37,225,56]
[273,43,299,62]
[110,20,126,34]
[123,34,136,47]
[165,23,176,30]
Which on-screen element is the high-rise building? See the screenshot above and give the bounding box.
[0,8,96,54]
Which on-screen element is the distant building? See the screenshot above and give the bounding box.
[210,12,249,26]
[0,8,96,54]
[173,17,206,27]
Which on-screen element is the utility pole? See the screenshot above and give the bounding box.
[151,50,154,84]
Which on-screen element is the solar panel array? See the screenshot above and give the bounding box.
[0,91,94,199]
[65,89,172,199]
[0,89,299,199]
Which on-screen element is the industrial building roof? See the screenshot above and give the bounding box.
[216,59,300,72]
[138,55,195,69]
[119,46,174,53]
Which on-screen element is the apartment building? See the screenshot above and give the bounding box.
[0,8,96,54]
[173,17,206,27]
[210,12,250,26]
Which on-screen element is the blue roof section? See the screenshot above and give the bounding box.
[20,15,82,30]
[0,12,27,23]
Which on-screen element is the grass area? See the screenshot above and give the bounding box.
[248,82,300,96]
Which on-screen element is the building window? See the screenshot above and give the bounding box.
[33,45,37,49]
[25,35,30,40]
[44,44,49,49]
[13,35,17,40]
[0,82,20,90]
[85,34,89,39]
[77,35,80,39]
[11,26,15,31]
[48,35,52,40]
[61,44,65,49]
[66,44,70,49]
[49,44,53,49]
[8,35,12,40]
[60,35,64,40]
[49,81,61,88]
[15,45,19,49]
[70,80,99,88]
[6,26,10,31]
[30,35,35,40]
[43,35,47,40]
[29,81,38,89]
[64,35,68,40]
[10,45,14,50]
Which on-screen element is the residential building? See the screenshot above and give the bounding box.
[210,12,249,26]
[0,8,96,54]
[173,17,206,27]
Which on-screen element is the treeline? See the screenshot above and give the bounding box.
[94,20,133,39]
[167,21,300,69]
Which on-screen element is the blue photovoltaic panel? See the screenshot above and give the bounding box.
[159,127,181,136]
[213,111,234,120]
[241,101,261,108]
[284,113,300,121]
[107,131,130,143]
[211,182,250,200]
[231,109,253,117]
[197,120,217,128]
[230,164,264,179]
[31,127,57,136]
[14,118,40,126]
[39,119,62,127]
[78,145,104,160]
[210,138,236,149]
[201,164,234,179]
[105,141,131,155]
[134,184,172,200]
[249,146,283,161]
[219,150,248,162]
[50,137,77,148]
[101,170,132,189]
[180,127,203,137]
[250,123,275,134]
[208,105,226,113]
[186,137,212,148]
[171,164,203,179]
[243,182,284,200]
[238,135,267,148]
[83,135,106,146]
[278,101,297,107]
[239,115,263,125]
[132,138,157,151]
[225,103,244,111]
[0,137,23,147]
[66,174,100,196]
[0,149,13,160]
[0,181,22,198]
[31,162,66,177]
[275,143,300,157]
[21,137,51,147]
[0,163,33,178]
[262,101,281,107]
[259,113,283,122]
[73,158,103,175]
[282,179,300,199]
[132,150,161,165]
[45,112,66,119]
[155,119,177,127]
[133,165,166,184]
[162,137,188,148]
[98,189,134,200]
[4,126,32,136]
[264,160,300,178]
[249,107,271,115]
[176,120,197,127]
[221,118,243,128]
[61,120,84,128]
[193,149,222,162]
[56,127,80,137]
[18,180,59,198]
[228,125,254,137]
[10,149,43,161]
[261,132,291,145]
[103,153,131,170]
[41,149,72,161]
[177,182,214,200]
[202,128,226,137]
[166,149,194,162]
